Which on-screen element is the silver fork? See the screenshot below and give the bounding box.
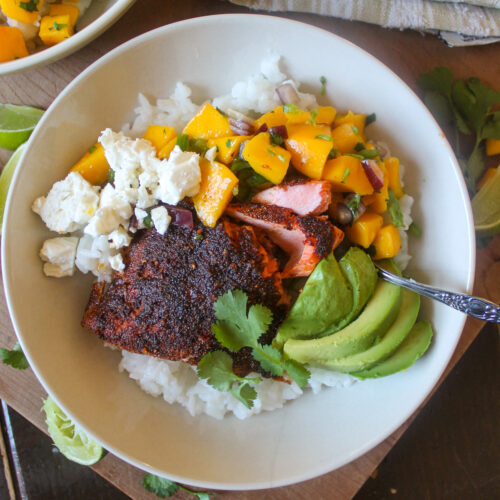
[375,265,500,323]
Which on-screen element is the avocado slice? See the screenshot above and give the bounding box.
[333,247,379,332]
[274,248,377,347]
[316,288,420,372]
[283,277,402,363]
[350,320,433,379]
[273,253,353,348]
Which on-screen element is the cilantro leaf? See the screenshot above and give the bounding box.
[230,382,257,409]
[283,359,310,388]
[212,290,272,350]
[252,344,283,376]
[408,222,422,237]
[142,474,179,497]
[310,108,318,125]
[481,111,500,140]
[365,113,376,126]
[423,91,454,126]
[142,474,215,499]
[346,193,362,216]
[387,189,404,227]
[197,351,238,391]
[0,343,29,370]
[19,0,38,12]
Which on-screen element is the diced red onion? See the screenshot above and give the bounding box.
[165,205,194,228]
[362,159,385,192]
[275,82,299,105]
[229,117,255,136]
[256,123,268,134]
[269,125,288,140]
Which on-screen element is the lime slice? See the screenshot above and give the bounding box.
[472,166,500,236]
[0,143,25,232]
[43,396,105,466]
[0,104,44,151]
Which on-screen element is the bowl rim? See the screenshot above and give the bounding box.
[0,0,136,76]
[1,13,476,490]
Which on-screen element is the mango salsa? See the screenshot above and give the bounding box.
[0,0,43,25]
[183,103,233,140]
[0,26,28,63]
[372,224,402,260]
[323,155,374,195]
[242,132,291,184]
[207,135,251,165]
[285,123,333,179]
[345,212,384,248]
[70,143,110,185]
[143,125,177,154]
[192,158,239,227]
[39,14,74,47]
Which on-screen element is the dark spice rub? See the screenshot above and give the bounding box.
[82,218,289,375]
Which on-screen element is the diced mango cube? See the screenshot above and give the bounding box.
[285,123,333,179]
[39,15,74,47]
[330,123,362,154]
[334,111,366,140]
[284,105,312,125]
[70,143,110,185]
[322,155,374,195]
[373,224,402,260]
[0,26,29,63]
[314,106,337,125]
[384,156,404,198]
[158,137,177,160]
[486,139,500,156]
[0,0,43,25]
[345,212,384,248]
[207,135,251,165]
[183,103,232,140]
[49,3,79,26]
[242,132,291,184]
[192,158,239,228]
[143,125,176,154]
[254,106,287,130]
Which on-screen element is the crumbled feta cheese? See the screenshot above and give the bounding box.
[155,146,201,204]
[151,206,171,235]
[85,184,133,237]
[32,172,99,234]
[39,237,78,278]
[109,254,125,272]
[108,227,132,250]
[75,234,117,281]
[134,207,148,228]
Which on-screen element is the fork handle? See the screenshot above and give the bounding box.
[377,268,500,323]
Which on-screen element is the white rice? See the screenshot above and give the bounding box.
[117,54,410,419]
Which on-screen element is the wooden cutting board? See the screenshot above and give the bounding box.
[1,1,499,498]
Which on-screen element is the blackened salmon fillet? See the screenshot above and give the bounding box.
[82,219,289,375]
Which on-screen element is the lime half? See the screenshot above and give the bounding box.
[472,166,500,236]
[43,396,105,466]
[0,143,25,232]
[0,104,44,150]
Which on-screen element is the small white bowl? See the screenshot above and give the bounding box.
[2,15,474,490]
[0,0,136,75]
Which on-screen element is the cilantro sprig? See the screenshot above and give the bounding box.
[387,188,404,227]
[417,67,500,192]
[1,342,29,370]
[197,290,310,408]
[142,474,213,499]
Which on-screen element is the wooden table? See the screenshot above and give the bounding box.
[1,1,499,499]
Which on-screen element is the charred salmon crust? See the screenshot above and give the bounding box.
[82,219,289,376]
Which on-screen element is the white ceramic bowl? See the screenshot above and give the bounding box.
[2,15,475,490]
[0,0,135,75]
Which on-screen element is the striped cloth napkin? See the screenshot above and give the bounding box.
[228,0,500,46]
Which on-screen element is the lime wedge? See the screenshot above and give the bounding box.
[472,166,500,236]
[0,104,44,150]
[43,396,105,466]
[0,142,26,232]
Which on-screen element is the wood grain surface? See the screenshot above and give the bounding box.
[0,1,499,499]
